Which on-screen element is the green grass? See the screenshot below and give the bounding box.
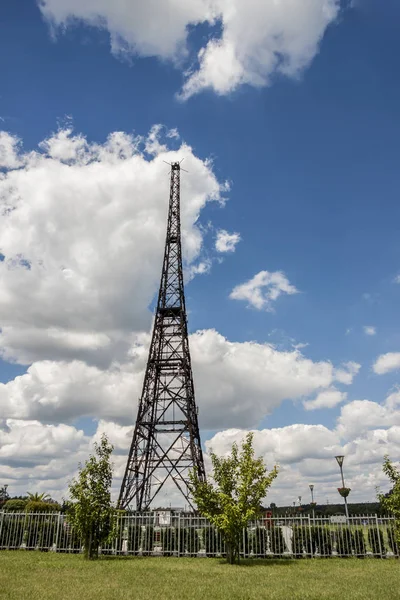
[0,552,399,600]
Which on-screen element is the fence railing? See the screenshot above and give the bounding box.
[0,512,398,558]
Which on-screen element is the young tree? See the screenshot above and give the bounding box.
[190,432,278,564]
[68,434,116,559]
[378,455,400,546]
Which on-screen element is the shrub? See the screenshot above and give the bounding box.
[203,527,225,556]
[387,526,399,555]
[160,527,175,556]
[142,525,154,553]
[25,501,60,513]
[368,528,385,556]
[311,526,332,557]
[57,520,82,552]
[336,527,354,556]
[352,528,366,557]
[25,517,56,550]
[251,527,266,556]
[0,514,25,548]
[291,525,306,557]
[3,499,27,512]
[128,525,142,553]
[184,528,200,555]
[268,526,286,556]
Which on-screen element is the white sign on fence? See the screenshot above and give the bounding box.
[330,516,347,524]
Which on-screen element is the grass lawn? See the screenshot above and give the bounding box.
[0,552,399,600]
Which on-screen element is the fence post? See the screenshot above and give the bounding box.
[122,513,128,555]
[0,511,4,549]
[375,514,383,558]
[307,515,313,558]
[177,513,181,558]
[52,512,62,552]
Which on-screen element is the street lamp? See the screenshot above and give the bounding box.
[335,455,350,519]
[298,496,302,506]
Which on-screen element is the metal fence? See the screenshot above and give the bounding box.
[0,512,398,558]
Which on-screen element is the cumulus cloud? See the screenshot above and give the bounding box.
[393,273,400,284]
[303,387,347,411]
[373,352,400,375]
[363,325,376,336]
[215,229,240,253]
[229,270,299,311]
[204,416,400,504]
[334,361,361,385]
[0,131,23,168]
[0,124,226,366]
[39,0,340,98]
[337,393,400,439]
[0,419,86,467]
[0,329,343,430]
[4,391,400,503]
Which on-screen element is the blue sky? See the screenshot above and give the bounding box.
[0,0,400,504]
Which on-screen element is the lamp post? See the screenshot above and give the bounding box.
[309,484,315,521]
[335,455,349,520]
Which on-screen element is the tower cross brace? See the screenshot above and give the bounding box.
[118,162,206,511]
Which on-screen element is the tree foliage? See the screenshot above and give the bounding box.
[0,485,10,508]
[190,432,278,564]
[67,434,116,559]
[378,455,400,548]
[26,492,51,503]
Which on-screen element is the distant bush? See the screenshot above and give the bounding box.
[352,529,366,557]
[26,501,60,513]
[336,527,353,556]
[203,527,225,557]
[160,527,175,556]
[251,527,266,556]
[387,526,399,556]
[3,499,27,512]
[0,514,25,547]
[142,525,154,553]
[291,525,306,557]
[368,528,385,556]
[128,524,142,553]
[311,526,332,557]
[268,526,286,556]
[184,528,200,555]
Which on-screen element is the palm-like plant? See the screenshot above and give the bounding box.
[27,492,51,502]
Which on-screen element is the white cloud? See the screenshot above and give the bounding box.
[303,387,347,411]
[215,229,240,253]
[4,392,400,504]
[373,352,400,375]
[363,325,376,336]
[205,417,400,504]
[39,0,340,99]
[336,394,400,439]
[0,124,226,366]
[0,131,23,169]
[0,329,341,430]
[0,419,86,467]
[229,270,299,311]
[393,274,400,284]
[334,361,361,385]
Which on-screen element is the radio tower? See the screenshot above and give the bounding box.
[118,162,206,511]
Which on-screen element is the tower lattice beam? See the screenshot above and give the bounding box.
[118,162,205,511]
